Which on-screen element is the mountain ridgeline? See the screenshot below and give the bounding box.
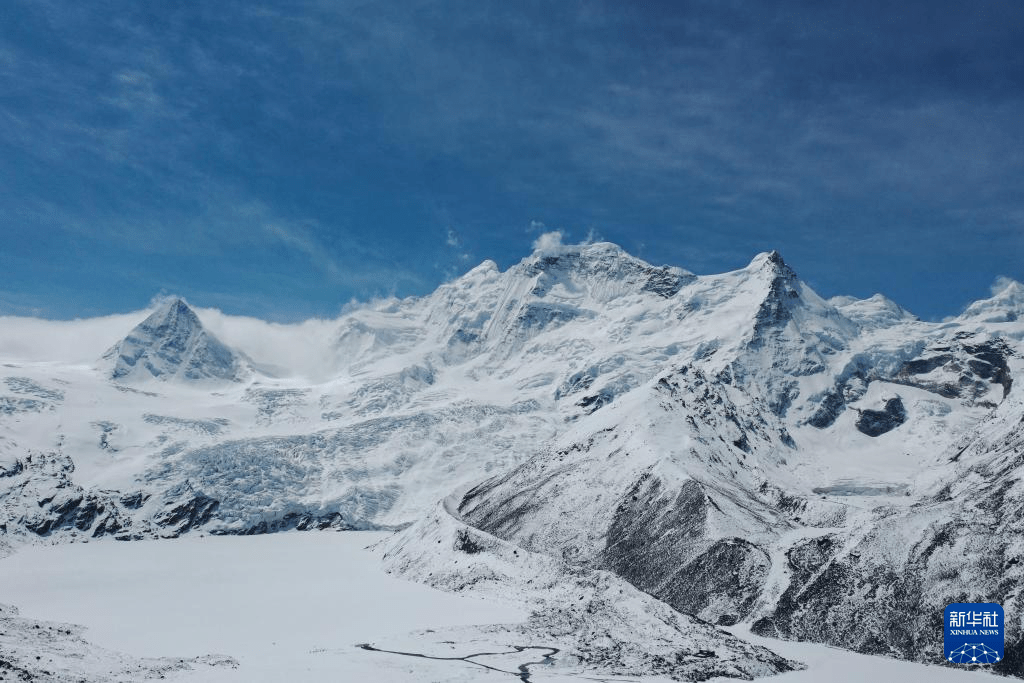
[2,242,1024,674]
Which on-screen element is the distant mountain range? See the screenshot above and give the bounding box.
[2,241,1023,676]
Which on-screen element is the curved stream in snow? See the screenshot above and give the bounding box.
[356,643,559,681]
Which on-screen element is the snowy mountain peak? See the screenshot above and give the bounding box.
[150,296,198,329]
[960,277,1024,323]
[829,293,918,329]
[102,297,248,383]
[745,252,804,332]
[514,241,694,302]
[747,250,796,279]
[467,259,499,276]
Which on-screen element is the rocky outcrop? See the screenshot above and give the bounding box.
[892,334,1013,403]
[0,452,133,541]
[855,396,907,436]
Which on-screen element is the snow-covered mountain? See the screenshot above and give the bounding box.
[102,297,250,382]
[456,364,801,625]
[829,293,919,329]
[959,277,1024,323]
[2,241,1024,675]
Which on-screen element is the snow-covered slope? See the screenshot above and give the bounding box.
[830,293,919,329]
[752,384,1024,667]
[959,278,1024,323]
[456,365,804,625]
[377,500,800,681]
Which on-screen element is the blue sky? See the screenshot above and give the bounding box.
[1,0,1022,320]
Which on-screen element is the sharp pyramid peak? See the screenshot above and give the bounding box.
[158,295,189,307]
[104,296,246,383]
[145,296,200,323]
[746,250,797,280]
[156,295,192,311]
[741,250,801,300]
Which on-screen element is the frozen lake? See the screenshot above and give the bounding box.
[0,531,1001,682]
[0,531,529,682]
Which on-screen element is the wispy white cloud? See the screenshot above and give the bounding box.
[990,275,1022,296]
[264,219,343,280]
[531,230,563,252]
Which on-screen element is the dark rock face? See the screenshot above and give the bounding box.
[0,446,369,542]
[961,338,1014,397]
[516,302,586,332]
[751,252,801,337]
[751,543,934,660]
[600,476,708,579]
[642,268,689,298]
[855,397,907,437]
[555,366,599,400]
[600,476,770,621]
[806,364,870,429]
[119,491,149,509]
[25,493,128,538]
[656,538,770,621]
[576,388,615,414]
[224,511,355,535]
[808,335,1013,432]
[0,460,23,478]
[153,491,220,535]
[893,335,1013,402]
[807,389,846,429]
[0,453,133,540]
[454,528,485,554]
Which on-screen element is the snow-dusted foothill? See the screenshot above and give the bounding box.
[0,602,236,682]
[377,500,801,681]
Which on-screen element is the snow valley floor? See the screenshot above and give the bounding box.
[0,530,1001,682]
